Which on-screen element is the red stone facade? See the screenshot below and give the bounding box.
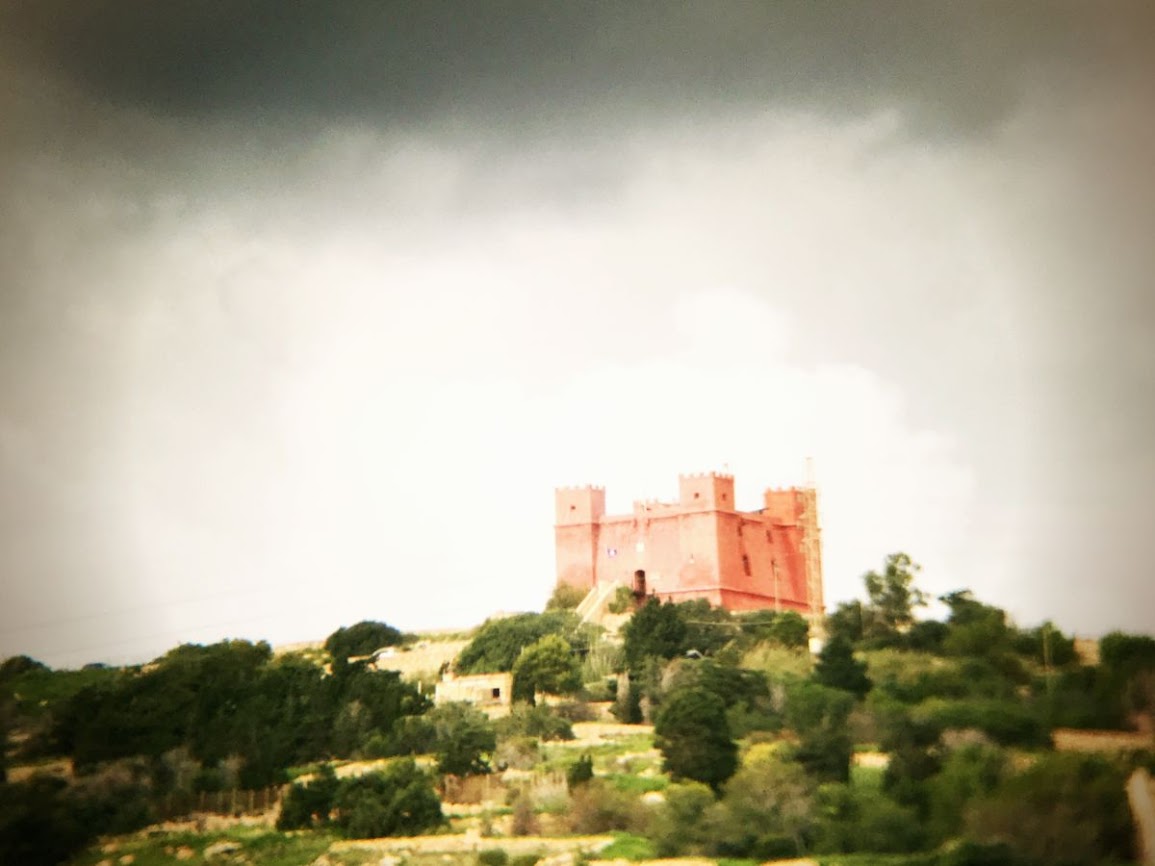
[555,473,824,616]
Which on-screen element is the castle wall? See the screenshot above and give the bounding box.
[554,474,821,615]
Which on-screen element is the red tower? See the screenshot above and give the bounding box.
[554,472,825,619]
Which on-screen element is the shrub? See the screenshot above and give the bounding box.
[332,758,444,838]
[567,753,594,789]
[277,764,339,830]
[964,753,1133,866]
[478,849,509,866]
[546,583,588,611]
[495,704,574,742]
[565,779,645,834]
[495,736,539,771]
[647,781,717,856]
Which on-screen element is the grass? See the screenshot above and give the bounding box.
[606,773,668,793]
[597,832,656,861]
[850,762,886,791]
[70,827,340,866]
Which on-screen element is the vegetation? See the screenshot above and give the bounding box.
[4,550,1153,866]
[323,620,406,660]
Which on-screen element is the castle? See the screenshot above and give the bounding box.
[555,472,825,621]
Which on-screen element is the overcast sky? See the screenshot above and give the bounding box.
[1,2,1153,668]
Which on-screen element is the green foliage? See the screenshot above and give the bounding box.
[0,654,50,681]
[623,598,689,672]
[864,553,927,641]
[511,635,582,703]
[611,680,643,724]
[710,749,816,858]
[964,752,1134,866]
[598,832,658,861]
[827,600,868,645]
[0,774,154,866]
[456,611,579,674]
[926,745,1007,843]
[567,753,595,788]
[495,703,574,741]
[648,781,717,856]
[812,783,926,854]
[608,585,637,615]
[323,620,405,660]
[478,848,510,866]
[565,778,645,833]
[1011,621,1077,667]
[785,682,855,783]
[276,764,339,830]
[677,599,739,657]
[47,641,429,782]
[735,610,811,649]
[546,582,588,611]
[877,705,944,815]
[654,686,738,788]
[1100,631,1155,670]
[814,636,872,699]
[915,699,1050,749]
[427,702,496,776]
[334,758,444,838]
[281,759,442,838]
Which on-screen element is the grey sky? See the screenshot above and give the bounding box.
[1,2,1153,667]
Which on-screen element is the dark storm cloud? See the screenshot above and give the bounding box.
[3,0,1152,138]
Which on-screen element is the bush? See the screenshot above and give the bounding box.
[567,754,594,789]
[647,781,717,856]
[495,704,574,741]
[965,753,1134,866]
[333,759,444,838]
[478,849,509,866]
[546,583,588,611]
[811,783,926,854]
[611,682,643,724]
[277,764,339,830]
[565,779,645,834]
[495,736,539,771]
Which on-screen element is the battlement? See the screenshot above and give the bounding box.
[555,484,605,492]
[678,471,734,480]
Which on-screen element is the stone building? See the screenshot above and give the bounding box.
[555,472,824,620]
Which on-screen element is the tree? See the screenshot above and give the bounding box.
[965,753,1133,865]
[710,748,816,858]
[427,702,496,776]
[511,635,581,704]
[863,553,926,639]
[813,636,872,699]
[456,611,578,674]
[654,686,737,789]
[784,682,854,783]
[826,600,868,645]
[546,583,587,611]
[332,759,444,838]
[623,598,688,672]
[324,621,405,660]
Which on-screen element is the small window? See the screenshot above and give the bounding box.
[766,529,773,542]
[569,504,576,511]
[492,687,501,699]
[693,492,700,499]
[742,554,751,576]
[722,493,728,501]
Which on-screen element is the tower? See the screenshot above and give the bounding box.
[554,485,605,591]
